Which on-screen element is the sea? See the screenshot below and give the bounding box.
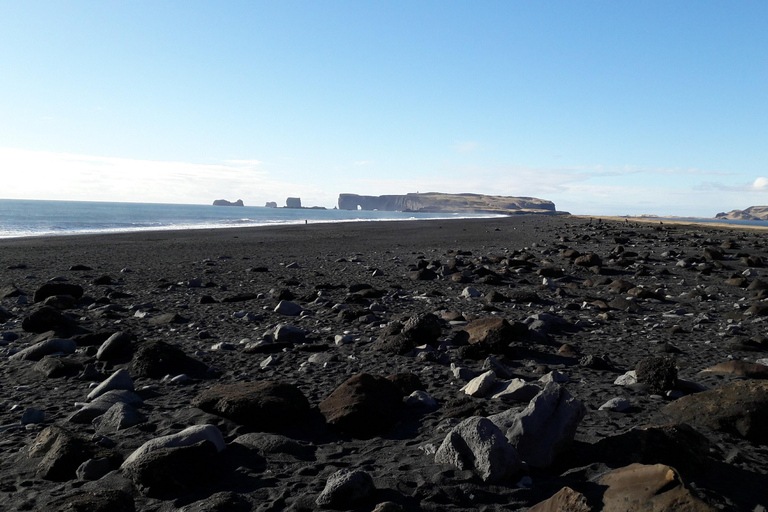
[0,199,504,239]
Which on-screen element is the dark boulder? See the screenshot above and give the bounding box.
[33,283,84,303]
[131,340,209,379]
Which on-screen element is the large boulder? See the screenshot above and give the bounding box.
[192,381,310,431]
[506,382,586,468]
[528,487,591,512]
[28,426,115,482]
[131,340,209,378]
[318,373,403,438]
[316,469,376,509]
[664,380,768,443]
[434,416,523,483]
[635,356,678,394]
[600,463,716,511]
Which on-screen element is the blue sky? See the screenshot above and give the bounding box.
[1,1,766,216]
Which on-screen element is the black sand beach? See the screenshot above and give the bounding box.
[2,215,767,511]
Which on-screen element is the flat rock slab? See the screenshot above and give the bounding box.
[192,381,310,431]
[664,380,768,443]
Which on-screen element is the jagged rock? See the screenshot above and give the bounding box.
[274,300,302,316]
[373,313,441,355]
[316,469,375,509]
[600,463,716,511]
[434,416,523,483]
[635,356,677,394]
[664,380,768,443]
[319,373,402,438]
[192,381,310,431]
[506,382,586,468]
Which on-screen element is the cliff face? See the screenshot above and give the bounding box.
[338,192,558,214]
[715,206,768,221]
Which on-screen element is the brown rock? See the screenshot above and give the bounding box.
[461,317,525,353]
[600,463,715,512]
[664,380,768,443]
[318,373,402,438]
[528,486,592,512]
[701,360,768,379]
[635,356,677,394]
[192,381,310,431]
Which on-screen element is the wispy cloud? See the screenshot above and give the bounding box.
[454,141,479,153]
[0,147,328,206]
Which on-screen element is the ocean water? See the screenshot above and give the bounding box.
[0,199,503,239]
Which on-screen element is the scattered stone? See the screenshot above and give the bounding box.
[92,402,147,433]
[21,306,78,333]
[96,331,133,361]
[87,369,134,400]
[10,337,76,361]
[33,283,84,303]
[274,300,302,316]
[528,486,591,512]
[701,360,768,379]
[461,370,497,397]
[598,397,631,412]
[131,340,209,379]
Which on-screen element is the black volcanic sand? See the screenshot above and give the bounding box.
[1,216,768,511]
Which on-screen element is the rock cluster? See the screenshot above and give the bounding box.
[1,215,767,511]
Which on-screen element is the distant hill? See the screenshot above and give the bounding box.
[715,206,768,221]
[338,192,564,215]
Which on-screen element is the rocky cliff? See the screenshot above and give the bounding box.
[715,206,768,221]
[338,192,560,214]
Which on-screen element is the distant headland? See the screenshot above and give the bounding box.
[338,192,565,215]
[715,206,768,221]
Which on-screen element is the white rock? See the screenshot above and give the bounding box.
[121,424,226,468]
[87,369,134,401]
[598,397,631,412]
[461,370,496,398]
[461,287,481,298]
[614,370,637,386]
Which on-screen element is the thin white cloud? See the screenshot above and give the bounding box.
[353,160,374,166]
[0,147,329,206]
[454,141,479,153]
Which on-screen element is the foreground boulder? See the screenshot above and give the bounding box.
[461,317,526,353]
[434,416,523,483]
[28,426,116,482]
[192,381,310,431]
[506,382,586,468]
[21,306,78,333]
[664,380,768,443]
[10,337,76,361]
[600,463,715,511]
[316,469,376,509]
[33,282,84,303]
[373,313,442,355]
[319,373,403,438]
[635,356,678,394]
[528,486,590,512]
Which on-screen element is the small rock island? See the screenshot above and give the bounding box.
[212,199,244,207]
[338,192,563,215]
